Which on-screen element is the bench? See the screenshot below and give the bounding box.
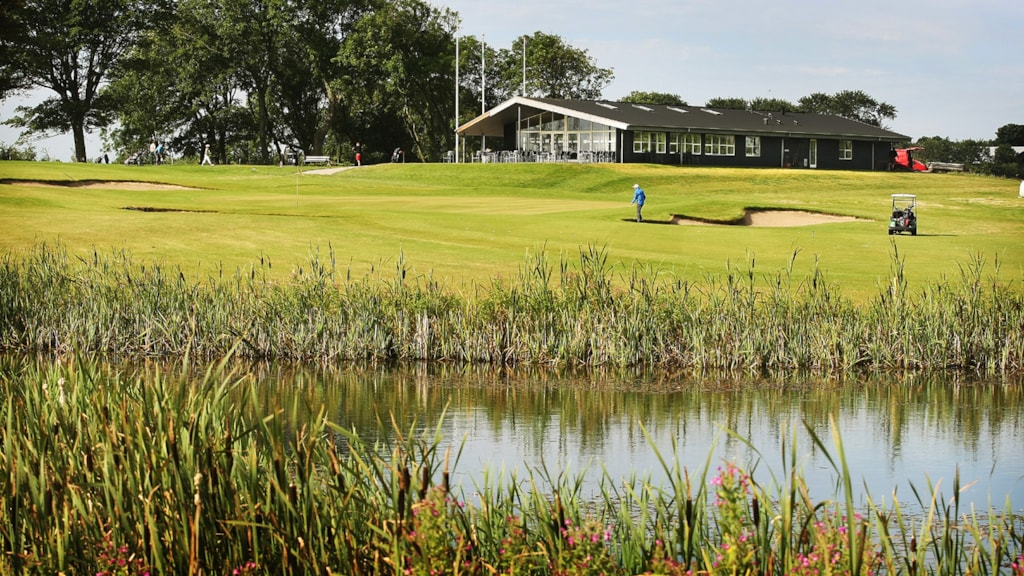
[303,155,332,166]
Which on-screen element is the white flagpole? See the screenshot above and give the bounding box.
[481,34,486,155]
[522,36,527,96]
[454,19,460,164]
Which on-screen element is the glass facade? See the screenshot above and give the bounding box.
[519,111,617,153]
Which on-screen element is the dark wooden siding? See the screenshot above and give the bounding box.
[504,123,891,170]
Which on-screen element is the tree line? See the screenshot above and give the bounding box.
[0,0,614,164]
[1,0,1020,177]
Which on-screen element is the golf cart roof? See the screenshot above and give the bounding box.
[891,194,916,199]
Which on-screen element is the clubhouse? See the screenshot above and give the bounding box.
[456,96,910,170]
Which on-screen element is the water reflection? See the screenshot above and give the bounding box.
[238,363,1023,513]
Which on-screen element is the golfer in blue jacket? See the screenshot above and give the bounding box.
[631,183,646,222]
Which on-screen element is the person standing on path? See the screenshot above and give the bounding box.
[631,183,646,222]
[354,142,362,166]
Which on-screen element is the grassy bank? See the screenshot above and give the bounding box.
[1,242,1022,373]
[0,356,1020,575]
[1,162,1022,300]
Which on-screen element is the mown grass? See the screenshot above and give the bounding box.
[1,161,1022,301]
[1,242,1022,373]
[0,356,1020,575]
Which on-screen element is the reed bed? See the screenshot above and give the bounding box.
[1,243,1023,373]
[0,356,1020,575]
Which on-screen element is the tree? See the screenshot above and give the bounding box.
[798,90,896,127]
[749,97,798,113]
[3,0,171,161]
[0,0,28,99]
[620,91,686,105]
[497,32,613,100]
[705,97,748,110]
[107,0,249,162]
[994,123,1024,146]
[336,0,457,161]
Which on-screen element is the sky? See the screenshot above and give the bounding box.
[3,0,1021,161]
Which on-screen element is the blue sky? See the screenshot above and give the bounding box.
[3,0,1021,160]
[444,0,1023,140]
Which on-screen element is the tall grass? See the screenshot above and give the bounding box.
[0,356,1020,575]
[1,242,1023,372]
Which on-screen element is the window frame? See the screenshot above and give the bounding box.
[704,134,735,156]
[745,136,761,157]
[839,140,853,161]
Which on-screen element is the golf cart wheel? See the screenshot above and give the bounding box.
[888,229,894,235]
[911,229,917,236]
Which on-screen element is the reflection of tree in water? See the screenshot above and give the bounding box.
[91,357,1022,501]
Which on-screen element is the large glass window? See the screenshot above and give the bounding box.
[519,112,616,154]
[705,134,735,156]
[634,132,667,153]
[839,140,853,160]
[745,136,761,157]
[671,133,701,155]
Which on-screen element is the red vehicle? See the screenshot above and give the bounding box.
[893,147,927,171]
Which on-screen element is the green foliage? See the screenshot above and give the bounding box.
[987,143,1024,178]
[0,141,37,161]
[4,0,172,161]
[1,243,1023,373]
[337,0,457,161]
[912,136,990,166]
[498,32,614,100]
[995,123,1024,146]
[749,97,799,113]
[798,90,897,127]
[0,357,1020,574]
[706,97,748,110]
[620,91,687,106]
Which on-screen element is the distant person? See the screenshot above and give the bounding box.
[149,140,157,164]
[156,141,164,164]
[631,183,646,222]
[103,153,109,164]
[354,142,362,166]
[391,147,403,163]
[888,147,897,171]
[201,144,214,166]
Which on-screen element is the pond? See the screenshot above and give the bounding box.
[242,363,1024,513]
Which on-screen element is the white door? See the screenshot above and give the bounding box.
[809,139,818,168]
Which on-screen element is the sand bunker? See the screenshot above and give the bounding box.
[301,166,356,175]
[671,209,867,228]
[1,179,198,191]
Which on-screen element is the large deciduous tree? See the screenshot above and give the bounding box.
[3,0,171,161]
[337,0,457,161]
[798,90,896,127]
[995,123,1024,146]
[495,32,613,100]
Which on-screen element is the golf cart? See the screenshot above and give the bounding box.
[888,194,917,235]
[893,147,927,172]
